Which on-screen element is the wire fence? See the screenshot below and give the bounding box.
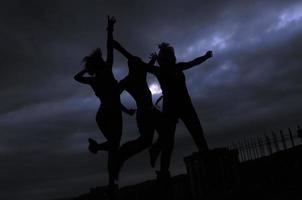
[228,125,302,162]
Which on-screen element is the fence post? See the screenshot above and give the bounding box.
[253,137,260,159]
[246,139,252,160]
[265,135,273,155]
[297,125,302,143]
[257,136,263,157]
[250,138,258,159]
[247,138,253,160]
[288,128,295,147]
[272,131,280,152]
[243,138,251,160]
[279,130,287,150]
[257,136,264,157]
[238,141,244,162]
[241,140,247,161]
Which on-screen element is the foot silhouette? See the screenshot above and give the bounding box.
[88,138,98,154]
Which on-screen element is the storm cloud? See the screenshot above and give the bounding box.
[1,0,302,199]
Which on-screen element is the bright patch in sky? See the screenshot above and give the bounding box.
[278,5,302,27]
[271,4,302,31]
[205,61,239,85]
[0,96,97,125]
[149,83,162,95]
[210,35,228,50]
[181,33,233,59]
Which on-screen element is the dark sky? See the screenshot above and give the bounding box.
[1,0,302,199]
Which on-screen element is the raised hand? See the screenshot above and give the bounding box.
[205,51,213,58]
[107,16,116,31]
[149,52,158,61]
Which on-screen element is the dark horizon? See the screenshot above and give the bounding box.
[1,1,302,200]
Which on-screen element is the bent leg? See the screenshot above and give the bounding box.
[96,108,122,151]
[118,129,154,166]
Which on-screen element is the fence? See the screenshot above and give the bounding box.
[228,125,302,162]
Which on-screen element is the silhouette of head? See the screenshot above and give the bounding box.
[82,48,105,75]
[157,42,176,67]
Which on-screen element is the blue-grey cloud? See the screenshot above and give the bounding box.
[1,1,302,200]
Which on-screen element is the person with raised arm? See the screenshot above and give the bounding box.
[74,17,132,192]
[143,43,213,176]
[111,40,174,181]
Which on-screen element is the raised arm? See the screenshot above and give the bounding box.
[106,16,116,66]
[132,52,160,75]
[74,69,91,84]
[178,51,213,70]
[143,60,160,75]
[113,40,134,60]
[148,52,157,65]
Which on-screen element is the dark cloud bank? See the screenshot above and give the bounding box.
[0,0,302,199]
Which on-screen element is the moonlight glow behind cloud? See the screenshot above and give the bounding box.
[0,1,302,200]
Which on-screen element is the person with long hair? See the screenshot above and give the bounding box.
[74,17,132,190]
[111,41,174,181]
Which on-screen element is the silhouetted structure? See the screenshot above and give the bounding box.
[184,148,239,200]
[53,174,191,200]
[297,125,302,142]
[53,141,302,200]
[229,126,302,162]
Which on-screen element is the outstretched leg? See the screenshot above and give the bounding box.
[180,104,208,152]
[114,128,154,180]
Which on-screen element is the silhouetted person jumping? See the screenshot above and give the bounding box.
[112,41,174,180]
[74,17,129,190]
[143,43,213,163]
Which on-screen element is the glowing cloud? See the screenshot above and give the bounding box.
[149,83,162,95]
[268,3,302,32]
